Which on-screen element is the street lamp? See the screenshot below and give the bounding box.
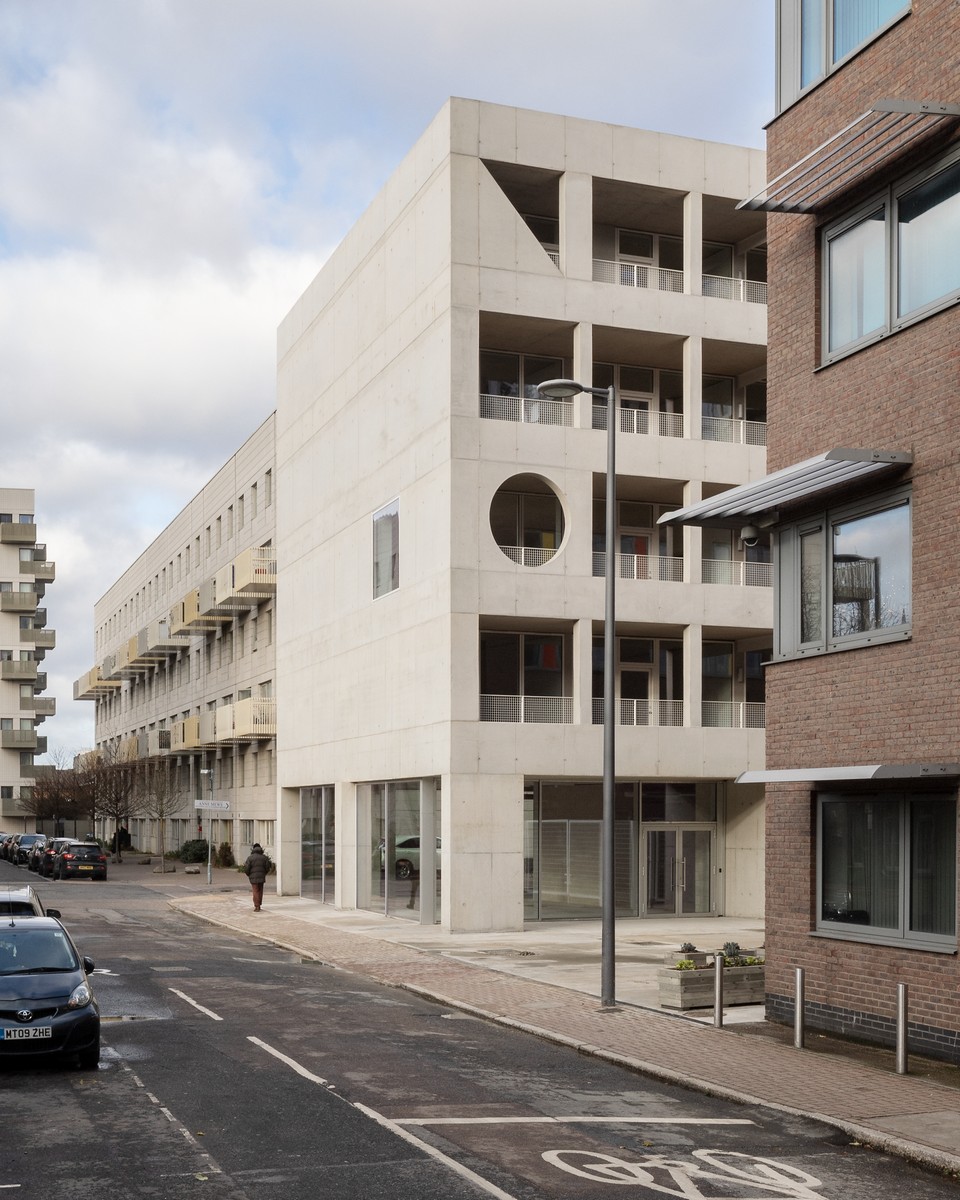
[537,378,618,1009]
[199,768,214,885]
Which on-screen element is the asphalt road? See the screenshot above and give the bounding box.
[2,862,958,1199]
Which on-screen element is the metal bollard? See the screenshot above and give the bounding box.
[794,967,805,1050]
[714,953,725,1027]
[896,982,909,1075]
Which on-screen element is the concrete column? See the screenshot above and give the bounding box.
[443,771,525,932]
[342,780,361,911]
[573,616,595,727]
[683,190,703,297]
[559,170,593,282]
[572,322,594,428]
[683,335,703,445]
[683,478,703,585]
[276,785,300,896]
[683,623,703,730]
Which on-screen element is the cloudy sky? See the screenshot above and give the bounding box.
[0,0,775,760]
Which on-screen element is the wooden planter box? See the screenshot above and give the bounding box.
[658,964,765,1010]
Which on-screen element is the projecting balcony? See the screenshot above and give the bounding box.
[2,729,38,750]
[170,588,230,634]
[214,547,277,608]
[73,666,121,701]
[21,627,55,650]
[215,697,277,742]
[138,729,172,758]
[135,617,186,664]
[480,695,573,723]
[702,701,766,728]
[19,557,55,582]
[1,660,38,683]
[592,552,684,582]
[171,716,201,752]
[478,393,573,427]
[1,593,38,615]
[23,696,56,718]
[592,699,685,727]
[0,522,37,544]
[702,560,772,588]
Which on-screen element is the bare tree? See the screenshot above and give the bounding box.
[19,748,95,835]
[84,744,143,862]
[138,758,187,871]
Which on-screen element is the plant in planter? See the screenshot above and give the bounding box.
[658,943,765,1010]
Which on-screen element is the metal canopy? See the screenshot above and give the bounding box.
[739,100,960,214]
[657,447,912,529]
[737,764,960,785]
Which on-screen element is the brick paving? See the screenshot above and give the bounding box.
[167,889,960,1175]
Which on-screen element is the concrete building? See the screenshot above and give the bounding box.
[275,100,771,931]
[1,488,56,833]
[664,3,960,1058]
[75,417,277,857]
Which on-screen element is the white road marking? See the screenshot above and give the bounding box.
[168,988,223,1021]
[398,1116,756,1126]
[247,1036,333,1086]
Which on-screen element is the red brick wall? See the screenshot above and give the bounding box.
[764,0,960,1052]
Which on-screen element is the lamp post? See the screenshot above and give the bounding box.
[199,768,213,885]
[537,377,618,1008]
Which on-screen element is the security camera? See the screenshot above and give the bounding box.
[739,524,760,548]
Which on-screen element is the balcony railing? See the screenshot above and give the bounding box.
[702,274,767,304]
[593,552,684,582]
[592,699,685,726]
[24,696,56,717]
[19,559,55,581]
[702,701,766,728]
[701,416,768,446]
[215,697,277,741]
[479,393,573,427]
[171,717,201,752]
[701,560,773,588]
[0,593,38,614]
[1,661,38,682]
[546,249,560,266]
[592,406,684,438]
[1,730,38,750]
[498,545,558,567]
[480,695,573,723]
[593,259,684,293]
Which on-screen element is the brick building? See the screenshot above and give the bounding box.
[663,0,960,1059]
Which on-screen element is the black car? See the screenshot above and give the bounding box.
[39,839,77,879]
[55,843,108,881]
[25,837,47,872]
[0,917,100,1068]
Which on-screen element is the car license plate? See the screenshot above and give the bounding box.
[78,865,94,871]
[4,1026,52,1040]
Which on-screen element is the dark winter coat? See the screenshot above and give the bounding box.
[243,849,269,885]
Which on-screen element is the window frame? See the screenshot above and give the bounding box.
[775,485,911,660]
[821,147,960,364]
[816,789,957,951]
[372,498,400,600]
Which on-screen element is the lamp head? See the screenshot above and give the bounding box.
[536,378,584,400]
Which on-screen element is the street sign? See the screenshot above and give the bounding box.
[194,800,232,811]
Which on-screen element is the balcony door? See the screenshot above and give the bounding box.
[643,827,714,916]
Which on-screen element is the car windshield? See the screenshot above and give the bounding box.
[0,929,78,974]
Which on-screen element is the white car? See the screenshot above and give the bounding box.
[379,836,441,880]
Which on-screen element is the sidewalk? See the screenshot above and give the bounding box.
[134,861,960,1175]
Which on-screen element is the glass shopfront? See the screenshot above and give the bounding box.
[359,778,441,923]
[301,785,335,903]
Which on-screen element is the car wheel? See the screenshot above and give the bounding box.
[395,859,414,880]
[77,1042,100,1070]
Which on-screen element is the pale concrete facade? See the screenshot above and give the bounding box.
[276,100,770,932]
[75,418,278,858]
[0,488,55,832]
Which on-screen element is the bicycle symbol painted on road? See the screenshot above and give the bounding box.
[542,1147,827,1198]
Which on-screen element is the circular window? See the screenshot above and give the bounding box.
[490,475,565,567]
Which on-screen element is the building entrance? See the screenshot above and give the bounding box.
[642,826,714,915]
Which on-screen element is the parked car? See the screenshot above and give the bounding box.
[55,843,108,881]
[0,886,60,919]
[39,839,78,879]
[25,837,47,872]
[378,835,441,880]
[13,834,44,866]
[1,833,19,861]
[0,916,100,1068]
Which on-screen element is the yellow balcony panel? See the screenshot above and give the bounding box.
[73,666,120,701]
[214,547,277,609]
[138,729,172,758]
[170,588,230,634]
[216,697,276,742]
[171,716,200,752]
[133,617,188,666]
[118,735,139,762]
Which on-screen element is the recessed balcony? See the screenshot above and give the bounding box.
[702,560,772,587]
[592,551,684,582]
[480,695,573,723]
[702,701,766,728]
[592,699,684,726]
[479,393,573,427]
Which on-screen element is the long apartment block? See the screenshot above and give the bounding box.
[0,488,56,831]
[274,100,772,931]
[75,417,278,855]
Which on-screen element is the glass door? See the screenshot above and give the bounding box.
[643,826,714,915]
